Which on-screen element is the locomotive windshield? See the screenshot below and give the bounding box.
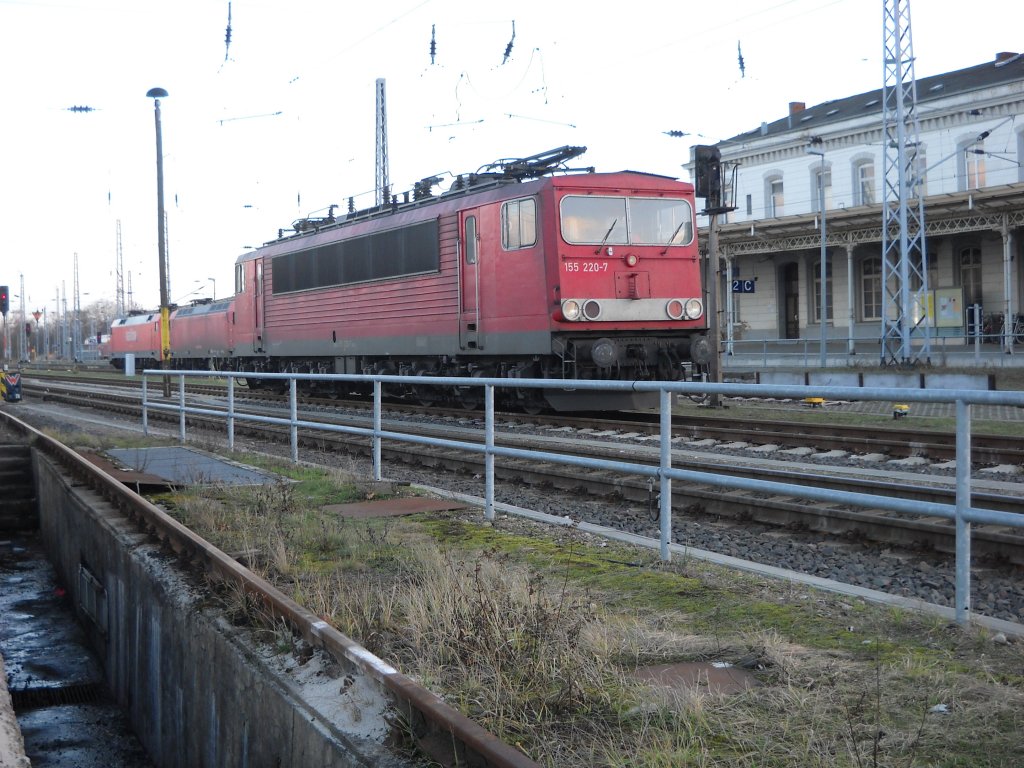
[559,195,693,246]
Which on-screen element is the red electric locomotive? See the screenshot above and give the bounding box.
[110,147,709,411]
[167,298,235,368]
[109,311,162,369]
[109,299,235,371]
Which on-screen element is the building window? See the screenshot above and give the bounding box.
[961,142,986,190]
[966,145,983,191]
[855,161,875,206]
[812,166,832,213]
[811,259,833,322]
[861,257,882,321]
[1018,130,1024,183]
[766,176,784,217]
[745,194,752,216]
[913,147,927,197]
[958,247,982,305]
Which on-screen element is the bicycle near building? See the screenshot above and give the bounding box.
[980,313,1024,344]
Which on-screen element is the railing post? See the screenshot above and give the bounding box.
[142,376,149,436]
[178,373,186,444]
[227,375,235,452]
[485,384,495,521]
[289,378,298,463]
[973,304,981,364]
[955,399,972,624]
[372,381,382,481]
[659,388,673,561]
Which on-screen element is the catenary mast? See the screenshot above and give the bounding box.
[880,0,930,364]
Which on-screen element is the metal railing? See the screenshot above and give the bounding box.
[723,331,1022,368]
[142,369,1024,627]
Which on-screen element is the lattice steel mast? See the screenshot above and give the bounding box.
[73,254,82,362]
[375,78,389,207]
[881,0,930,365]
[115,219,125,317]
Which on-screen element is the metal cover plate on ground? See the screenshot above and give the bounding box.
[105,447,280,487]
[634,662,760,695]
[324,497,468,519]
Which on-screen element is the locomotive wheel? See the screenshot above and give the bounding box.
[456,387,481,410]
[414,386,437,407]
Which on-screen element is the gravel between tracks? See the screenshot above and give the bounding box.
[12,401,1024,626]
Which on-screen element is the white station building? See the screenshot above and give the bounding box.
[688,52,1024,364]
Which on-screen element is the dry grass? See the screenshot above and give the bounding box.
[160,462,1024,768]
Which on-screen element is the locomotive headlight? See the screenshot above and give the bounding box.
[581,299,602,321]
[625,253,639,267]
[684,298,704,320]
[665,299,685,320]
[561,299,581,321]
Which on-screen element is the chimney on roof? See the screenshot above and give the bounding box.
[995,51,1018,62]
[789,101,806,116]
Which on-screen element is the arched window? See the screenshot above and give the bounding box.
[765,175,784,217]
[1017,129,1024,183]
[912,145,927,197]
[854,160,875,206]
[810,163,832,213]
[861,257,882,321]
[957,139,986,190]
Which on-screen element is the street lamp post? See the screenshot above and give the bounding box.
[807,144,827,368]
[147,87,171,396]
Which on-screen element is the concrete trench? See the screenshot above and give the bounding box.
[0,436,418,768]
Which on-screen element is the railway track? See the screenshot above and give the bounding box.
[22,371,1024,466]
[1,402,539,768]
[23,377,1024,567]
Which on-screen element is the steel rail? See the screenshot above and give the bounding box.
[0,410,539,768]
[21,372,1024,466]
[24,384,1024,561]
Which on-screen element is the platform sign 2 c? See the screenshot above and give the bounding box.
[732,279,755,293]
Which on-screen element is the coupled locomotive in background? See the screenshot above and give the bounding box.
[109,146,709,411]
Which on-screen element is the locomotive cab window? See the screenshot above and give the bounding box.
[628,197,693,245]
[501,197,537,250]
[465,215,478,264]
[235,263,244,294]
[559,195,693,246]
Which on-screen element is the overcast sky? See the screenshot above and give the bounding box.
[0,0,1020,315]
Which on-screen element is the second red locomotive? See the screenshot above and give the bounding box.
[110,146,709,410]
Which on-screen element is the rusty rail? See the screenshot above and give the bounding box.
[0,410,538,768]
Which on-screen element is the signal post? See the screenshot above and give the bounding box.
[693,146,734,408]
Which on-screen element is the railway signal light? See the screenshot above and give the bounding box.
[25,322,32,337]
[693,145,722,207]
[0,286,8,315]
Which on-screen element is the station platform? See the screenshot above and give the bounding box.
[713,395,1024,423]
[720,339,1024,371]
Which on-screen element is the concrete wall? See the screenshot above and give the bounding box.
[33,451,410,768]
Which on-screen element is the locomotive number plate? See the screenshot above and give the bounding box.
[563,262,608,273]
